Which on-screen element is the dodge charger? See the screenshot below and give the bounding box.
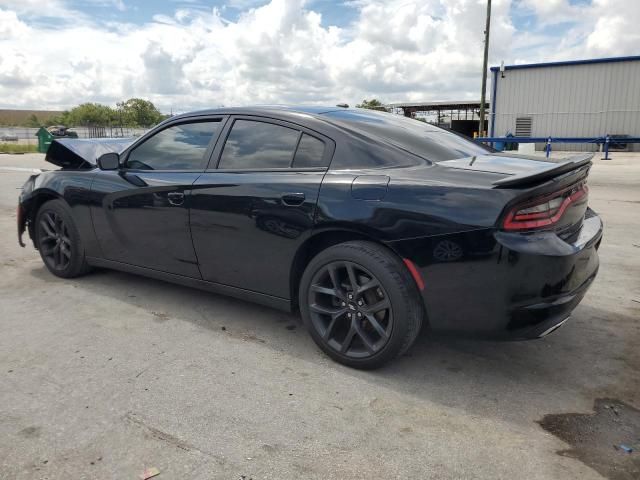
[17,106,603,369]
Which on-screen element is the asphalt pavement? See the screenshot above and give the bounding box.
[1,153,638,479]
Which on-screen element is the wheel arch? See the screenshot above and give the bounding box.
[24,189,66,247]
[289,227,408,311]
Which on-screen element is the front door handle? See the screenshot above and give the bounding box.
[167,192,185,206]
[281,192,305,206]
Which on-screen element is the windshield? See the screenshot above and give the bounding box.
[324,109,491,163]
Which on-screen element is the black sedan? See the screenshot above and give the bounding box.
[17,106,602,369]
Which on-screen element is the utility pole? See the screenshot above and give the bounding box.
[478,0,492,136]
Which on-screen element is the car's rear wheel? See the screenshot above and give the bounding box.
[35,199,90,278]
[299,241,424,369]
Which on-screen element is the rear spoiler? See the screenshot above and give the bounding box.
[492,153,593,188]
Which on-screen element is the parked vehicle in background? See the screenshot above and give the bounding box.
[17,106,602,369]
[46,125,78,138]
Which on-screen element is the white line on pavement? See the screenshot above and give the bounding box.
[0,167,42,173]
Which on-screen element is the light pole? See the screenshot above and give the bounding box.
[478,0,492,137]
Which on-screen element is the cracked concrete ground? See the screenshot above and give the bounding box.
[0,153,638,479]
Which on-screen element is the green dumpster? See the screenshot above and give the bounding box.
[35,126,78,153]
[36,127,54,153]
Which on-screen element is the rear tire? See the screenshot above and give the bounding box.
[35,199,91,278]
[299,241,424,369]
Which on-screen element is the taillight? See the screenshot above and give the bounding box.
[502,183,588,231]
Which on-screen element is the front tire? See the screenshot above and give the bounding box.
[35,199,91,278]
[299,241,424,369]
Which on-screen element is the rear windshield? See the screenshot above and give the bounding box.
[324,109,490,163]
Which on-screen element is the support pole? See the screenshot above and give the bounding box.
[478,0,492,137]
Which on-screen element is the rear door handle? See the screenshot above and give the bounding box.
[167,192,185,206]
[281,192,305,206]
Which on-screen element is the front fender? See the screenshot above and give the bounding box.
[18,174,42,247]
[18,172,70,248]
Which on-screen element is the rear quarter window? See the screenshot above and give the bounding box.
[292,133,327,168]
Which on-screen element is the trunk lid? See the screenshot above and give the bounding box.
[440,152,593,237]
[438,152,592,188]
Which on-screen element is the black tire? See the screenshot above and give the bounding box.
[299,241,424,369]
[35,199,91,278]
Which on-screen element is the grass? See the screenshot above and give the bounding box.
[0,144,39,154]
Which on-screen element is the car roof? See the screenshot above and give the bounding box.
[152,105,490,168]
[171,105,354,121]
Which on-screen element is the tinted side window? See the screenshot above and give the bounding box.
[293,134,326,168]
[126,121,220,170]
[219,120,299,169]
[324,110,490,163]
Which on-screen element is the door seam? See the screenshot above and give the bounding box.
[188,173,205,279]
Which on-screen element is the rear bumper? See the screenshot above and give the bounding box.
[389,212,603,340]
[504,266,596,339]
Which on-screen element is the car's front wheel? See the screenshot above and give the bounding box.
[35,199,91,278]
[299,241,424,369]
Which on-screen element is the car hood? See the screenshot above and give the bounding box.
[46,137,134,169]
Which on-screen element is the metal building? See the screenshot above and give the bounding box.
[489,55,640,151]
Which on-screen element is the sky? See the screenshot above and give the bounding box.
[0,0,639,112]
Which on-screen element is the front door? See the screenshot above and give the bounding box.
[91,118,225,277]
[190,117,334,298]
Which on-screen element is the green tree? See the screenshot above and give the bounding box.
[26,114,41,127]
[48,111,71,126]
[65,103,116,126]
[116,98,164,127]
[355,99,387,111]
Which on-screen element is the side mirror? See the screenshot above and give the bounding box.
[97,152,120,170]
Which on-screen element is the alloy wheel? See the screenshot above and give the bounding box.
[307,261,393,358]
[39,211,72,271]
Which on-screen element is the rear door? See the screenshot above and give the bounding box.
[91,117,225,277]
[190,116,334,298]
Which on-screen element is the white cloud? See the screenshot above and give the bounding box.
[583,0,640,56]
[511,0,640,63]
[519,0,578,22]
[0,0,83,21]
[0,9,28,37]
[0,0,639,111]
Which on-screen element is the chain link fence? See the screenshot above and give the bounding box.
[0,126,150,147]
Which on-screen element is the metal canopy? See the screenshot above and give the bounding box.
[385,101,490,126]
[386,100,489,111]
